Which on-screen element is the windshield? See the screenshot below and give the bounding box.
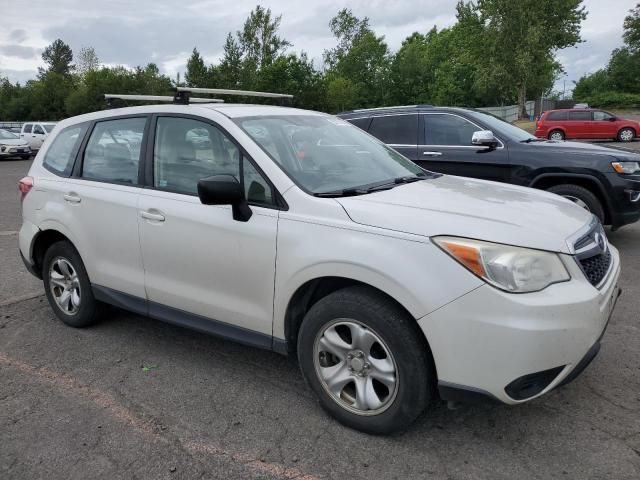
[0,129,19,140]
[42,123,57,133]
[468,111,535,142]
[235,115,425,194]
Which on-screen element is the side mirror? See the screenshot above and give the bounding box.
[609,116,617,122]
[471,130,498,148]
[197,175,252,222]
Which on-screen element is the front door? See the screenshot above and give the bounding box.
[31,124,47,149]
[591,110,617,139]
[416,113,511,182]
[137,115,279,336]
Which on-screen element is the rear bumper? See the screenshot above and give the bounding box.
[20,250,41,279]
[420,246,621,405]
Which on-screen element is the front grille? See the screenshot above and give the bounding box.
[579,249,612,286]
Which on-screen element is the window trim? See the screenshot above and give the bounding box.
[42,122,91,178]
[146,113,287,211]
[72,114,150,187]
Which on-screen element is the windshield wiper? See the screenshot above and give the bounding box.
[521,137,546,143]
[314,174,431,198]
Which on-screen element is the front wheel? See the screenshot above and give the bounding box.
[42,240,103,327]
[297,286,434,434]
[547,184,605,223]
[548,130,565,141]
[618,127,635,142]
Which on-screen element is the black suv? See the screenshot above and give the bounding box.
[338,106,640,229]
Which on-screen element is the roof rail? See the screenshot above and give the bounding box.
[351,104,434,113]
[104,93,223,108]
[176,87,293,99]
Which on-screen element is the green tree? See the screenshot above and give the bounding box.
[238,5,291,69]
[185,47,209,87]
[623,3,640,51]
[218,33,244,89]
[40,39,74,76]
[75,47,99,79]
[324,9,371,69]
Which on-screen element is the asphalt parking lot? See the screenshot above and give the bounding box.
[1,157,639,480]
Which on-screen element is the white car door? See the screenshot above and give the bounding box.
[63,115,148,299]
[31,124,47,150]
[137,115,278,339]
[20,123,34,148]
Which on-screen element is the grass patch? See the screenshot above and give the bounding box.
[513,119,535,133]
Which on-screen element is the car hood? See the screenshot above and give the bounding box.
[526,139,640,160]
[0,139,29,147]
[336,175,592,253]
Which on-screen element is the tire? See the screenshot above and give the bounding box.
[42,240,103,328]
[548,129,565,141]
[547,184,605,223]
[617,127,635,142]
[297,285,434,434]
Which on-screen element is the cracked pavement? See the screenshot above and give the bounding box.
[1,158,639,479]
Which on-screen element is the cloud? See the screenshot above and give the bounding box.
[0,45,39,59]
[9,29,28,43]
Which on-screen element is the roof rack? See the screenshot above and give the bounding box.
[176,87,293,99]
[104,93,224,108]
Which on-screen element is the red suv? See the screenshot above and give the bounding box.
[535,109,640,142]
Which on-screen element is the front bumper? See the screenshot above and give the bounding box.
[0,146,31,157]
[604,173,640,227]
[419,245,621,404]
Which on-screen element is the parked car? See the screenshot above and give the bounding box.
[20,103,620,434]
[19,122,57,151]
[338,106,640,229]
[535,108,640,142]
[0,128,31,159]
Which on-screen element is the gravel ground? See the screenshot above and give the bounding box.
[1,158,639,480]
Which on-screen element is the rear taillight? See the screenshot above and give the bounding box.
[19,176,33,203]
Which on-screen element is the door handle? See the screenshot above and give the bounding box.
[63,193,81,203]
[423,151,443,157]
[140,211,165,222]
[32,135,37,138]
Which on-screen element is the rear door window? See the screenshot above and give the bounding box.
[368,115,418,145]
[42,124,89,176]
[568,111,592,121]
[347,117,372,131]
[22,124,32,134]
[82,117,147,184]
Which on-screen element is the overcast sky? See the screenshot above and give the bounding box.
[0,0,635,96]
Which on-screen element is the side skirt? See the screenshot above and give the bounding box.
[92,285,285,353]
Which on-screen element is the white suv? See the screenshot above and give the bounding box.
[19,103,621,434]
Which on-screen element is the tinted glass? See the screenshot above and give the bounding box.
[593,111,614,121]
[547,111,567,121]
[43,124,88,176]
[568,111,592,121]
[424,114,479,145]
[347,117,371,131]
[33,125,45,135]
[154,117,240,196]
[82,117,146,184]
[23,124,32,134]
[368,115,418,145]
[236,115,425,194]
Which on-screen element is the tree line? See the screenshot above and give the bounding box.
[573,3,640,108]
[0,0,587,121]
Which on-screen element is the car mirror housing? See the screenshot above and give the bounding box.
[197,175,252,222]
[472,130,498,148]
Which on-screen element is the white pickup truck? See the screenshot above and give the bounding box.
[19,122,57,151]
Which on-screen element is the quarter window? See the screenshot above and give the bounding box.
[368,115,417,145]
[82,117,146,184]
[154,117,275,206]
[568,111,592,121]
[42,124,88,176]
[424,114,478,146]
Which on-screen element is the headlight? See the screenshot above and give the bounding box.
[612,161,640,174]
[433,236,570,293]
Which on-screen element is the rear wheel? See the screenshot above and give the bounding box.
[548,130,565,141]
[547,184,605,223]
[617,127,635,142]
[42,241,103,327]
[297,285,433,434]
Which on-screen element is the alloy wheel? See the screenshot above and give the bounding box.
[49,257,82,315]
[313,319,398,416]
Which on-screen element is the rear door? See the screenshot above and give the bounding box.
[567,110,592,138]
[64,115,148,298]
[417,113,511,182]
[366,114,418,161]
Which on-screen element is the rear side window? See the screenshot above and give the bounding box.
[82,117,146,184]
[23,124,32,134]
[42,124,88,176]
[546,111,567,121]
[347,117,371,131]
[368,115,418,145]
[568,111,592,121]
[423,114,479,146]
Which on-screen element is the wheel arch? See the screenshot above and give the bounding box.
[31,229,78,278]
[618,125,637,137]
[548,127,567,138]
[529,173,612,224]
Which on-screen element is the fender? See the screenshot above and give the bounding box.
[528,172,611,215]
